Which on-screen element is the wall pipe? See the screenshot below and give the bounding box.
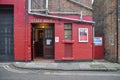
[80,11,83,20]
[29,12,94,24]
[45,0,48,15]
[116,0,119,63]
[92,26,95,61]
[28,0,31,13]
[30,10,83,15]
[24,0,29,61]
[48,11,82,15]
[31,9,46,12]
[68,0,93,11]
[46,0,48,9]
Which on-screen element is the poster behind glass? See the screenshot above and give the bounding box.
[78,28,88,42]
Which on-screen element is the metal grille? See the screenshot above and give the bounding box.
[0,5,14,61]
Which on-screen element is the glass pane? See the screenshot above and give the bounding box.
[45,29,47,38]
[48,29,50,38]
[45,29,53,38]
[65,35,71,40]
[64,23,72,29]
[51,30,53,38]
[64,30,71,35]
[50,29,52,38]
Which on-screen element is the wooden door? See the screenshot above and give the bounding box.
[44,26,54,58]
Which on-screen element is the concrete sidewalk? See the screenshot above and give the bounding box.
[13,60,120,71]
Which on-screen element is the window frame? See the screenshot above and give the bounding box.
[64,23,72,40]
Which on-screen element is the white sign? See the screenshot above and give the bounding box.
[46,39,51,45]
[94,37,102,46]
[55,37,59,43]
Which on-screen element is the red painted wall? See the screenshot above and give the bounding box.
[0,0,31,61]
[94,36,104,59]
[29,15,93,61]
[0,0,93,61]
[54,21,93,60]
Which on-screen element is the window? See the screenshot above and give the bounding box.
[64,23,72,40]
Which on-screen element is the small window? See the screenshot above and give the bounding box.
[64,23,72,40]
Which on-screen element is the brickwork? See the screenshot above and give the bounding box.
[93,0,120,62]
[118,0,120,62]
[93,0,104,36]
[31,0,92,16]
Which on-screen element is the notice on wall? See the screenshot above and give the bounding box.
[46,39,52,45]
[94,37,102,46]
[55,37,59,43]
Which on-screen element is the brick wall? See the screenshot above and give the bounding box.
[118,0,120,63]
[93,0,120,62]
[104,0,117,62]
[93,0,104,36]
[31,0,92,16]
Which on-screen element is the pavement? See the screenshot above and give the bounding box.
[12,59,120,71]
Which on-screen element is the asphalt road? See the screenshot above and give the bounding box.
[0,64,120,80]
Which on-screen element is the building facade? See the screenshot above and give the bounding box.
[93,0,120,63]
[0,0,93,61]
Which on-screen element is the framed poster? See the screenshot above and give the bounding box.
[78,28,88,42]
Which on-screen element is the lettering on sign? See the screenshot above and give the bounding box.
[31,19,54,23]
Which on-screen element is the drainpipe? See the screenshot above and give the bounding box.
[92,25,95,61]
[80,11,83,20]
[116,0,119,63]
[30,9,46,12]
[28,0,31,13]
[25,0,29,61]
[68,0,93,11]
[29,12,94,24]
[45,0,48,15]
[48,11,81,15]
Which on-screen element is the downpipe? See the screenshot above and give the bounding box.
[24,0,29,61]
[116,0,119,63]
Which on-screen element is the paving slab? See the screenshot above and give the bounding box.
[57,63,80,70]
[12,61,120,71]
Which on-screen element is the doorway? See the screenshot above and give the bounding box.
[32,24,54,60]
[0,5,14,61]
